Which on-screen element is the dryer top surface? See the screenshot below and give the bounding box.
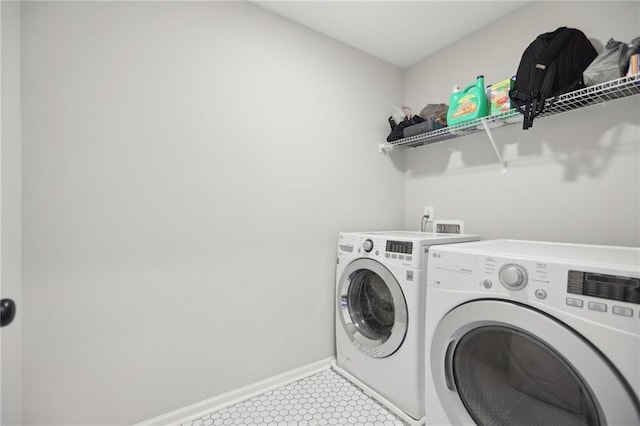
[433,239,640,271]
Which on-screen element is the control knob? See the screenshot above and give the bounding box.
[363,239,374,253]
[499,264,528,291]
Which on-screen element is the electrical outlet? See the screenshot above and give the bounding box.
[423,205,434,219]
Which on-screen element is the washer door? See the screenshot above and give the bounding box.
[431,300,640,426]
[337,258,408,358]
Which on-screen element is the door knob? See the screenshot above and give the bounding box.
[1,299,16,327]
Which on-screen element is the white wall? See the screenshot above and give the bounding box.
[19,1,640,424]
[20,2,403,424]
[403,1,640,246]
[1,1,23,425]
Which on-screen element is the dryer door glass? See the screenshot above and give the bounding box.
[453,326,599,426]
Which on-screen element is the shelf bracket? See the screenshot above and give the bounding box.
[481,119,507,174]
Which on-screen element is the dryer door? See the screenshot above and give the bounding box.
[337,258,408,358]
[431,300,640,426]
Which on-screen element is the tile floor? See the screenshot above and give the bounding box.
[181,368,408,426]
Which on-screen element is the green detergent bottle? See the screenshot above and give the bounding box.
[447,75,489,125]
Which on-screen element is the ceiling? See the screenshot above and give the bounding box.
[252,1,530,68]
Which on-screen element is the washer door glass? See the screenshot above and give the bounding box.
[453,326,599,426]
[338,259,407,358]
[348,269,395,340]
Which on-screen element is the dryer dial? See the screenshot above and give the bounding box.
[499,264,528,291]
[363,239,374,253]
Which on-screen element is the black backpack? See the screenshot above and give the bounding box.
[510,27,597,130]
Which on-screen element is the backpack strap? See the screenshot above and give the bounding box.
[523,99,535,130]
[532,27,574,97]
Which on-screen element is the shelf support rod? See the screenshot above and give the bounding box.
[481,119,507,174]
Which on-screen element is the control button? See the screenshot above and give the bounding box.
[375,250,380,256]
[363,239,374,253]
[499,264,528,291]
[535,289,547,300]
[406,256,412,261]
[483,280,492,289]
[566,297,584,308]
[406,271,414,281]
[385,253,390,258]
[588,301,607,313]
[391,254,398,259]
[612,306,633,317]
[399,255,405,260]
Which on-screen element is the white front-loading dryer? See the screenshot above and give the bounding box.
[425,239,640,426]
[334,231,480,424]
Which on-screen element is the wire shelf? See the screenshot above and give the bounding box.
[380,73,640,152]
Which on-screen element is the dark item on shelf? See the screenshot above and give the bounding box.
[403,118,445,138]
[509,27,597,130]
[386,115,424,142]
[583,38,633,86]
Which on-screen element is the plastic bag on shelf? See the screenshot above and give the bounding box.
[583,37,639,86]
[419,104,448,127]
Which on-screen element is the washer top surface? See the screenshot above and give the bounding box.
[354,230,480,244]
[433,239,640,270]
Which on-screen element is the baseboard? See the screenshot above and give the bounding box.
[331,360,425,426]
[135,357,335,426]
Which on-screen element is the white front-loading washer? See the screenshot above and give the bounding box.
[334,231,480,425]
[425,239,640,426]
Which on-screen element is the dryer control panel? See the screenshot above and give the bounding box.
[567,271,640,304]
[428,240,640,333]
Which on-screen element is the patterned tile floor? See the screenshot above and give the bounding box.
[181,368,408,426]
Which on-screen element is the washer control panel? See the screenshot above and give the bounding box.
[381,239,416,266]
[385,240,413,255]
[337,234,420,268]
